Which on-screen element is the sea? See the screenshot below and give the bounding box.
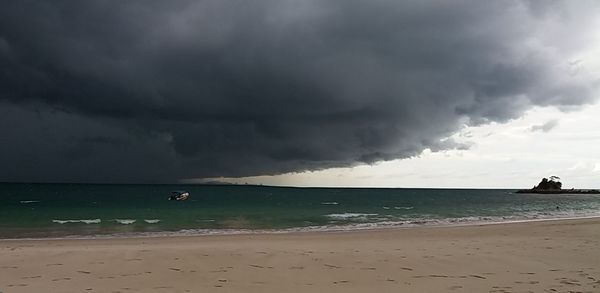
[1,183,600,239]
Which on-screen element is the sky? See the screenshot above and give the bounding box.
[202,104,600,188]
[1,1,599,187]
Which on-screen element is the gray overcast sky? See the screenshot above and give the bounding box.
[1,1,599,185]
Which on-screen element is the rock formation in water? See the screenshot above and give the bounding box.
[532,176,562,191]
[516,176,599,194]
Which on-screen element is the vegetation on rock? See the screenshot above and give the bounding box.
[532,176,562,190]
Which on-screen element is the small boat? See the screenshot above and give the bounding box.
[168,191,190,201]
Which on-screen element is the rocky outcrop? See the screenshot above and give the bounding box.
[532,177,562,191]
[516,176,600,194]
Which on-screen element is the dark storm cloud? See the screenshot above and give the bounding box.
[0,0,598,182]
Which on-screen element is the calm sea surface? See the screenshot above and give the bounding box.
[1,183,600,239]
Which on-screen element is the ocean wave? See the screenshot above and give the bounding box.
[326,213,379,220]
[394,206,414,210]
[35,211,600,240]
[20,200,40,204]
[144,219,160,224]
[115,219,136,225]
[321,202,339,205]
[52,219,101,224]
[108,214,600,238]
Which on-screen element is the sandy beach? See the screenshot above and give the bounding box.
[1,218,599,293]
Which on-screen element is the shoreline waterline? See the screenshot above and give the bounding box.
[4,216,599,292]
[3,214,600,242]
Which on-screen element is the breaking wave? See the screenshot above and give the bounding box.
[52,219,101,224]
[115,219,136,225]
[20,200,41,204]
[326,213,379,220]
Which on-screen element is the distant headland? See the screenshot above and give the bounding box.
[516,176,600,194]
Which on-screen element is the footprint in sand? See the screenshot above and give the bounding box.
[414,275,449,278]
[558,279,580,286]
[515,280,539,284]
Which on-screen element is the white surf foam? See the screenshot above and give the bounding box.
[394,206,414,210]
[52,219,101,224]
[326,213,379,220]
[115,219,136,225]
[144,219,160,224]
[20,200,41,204]
[321,202,339,205]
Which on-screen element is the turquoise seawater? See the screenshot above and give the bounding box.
[1,183,600,238]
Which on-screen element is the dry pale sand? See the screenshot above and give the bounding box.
[1,218,600,293]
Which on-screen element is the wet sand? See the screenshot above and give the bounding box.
[1,218,599,292]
